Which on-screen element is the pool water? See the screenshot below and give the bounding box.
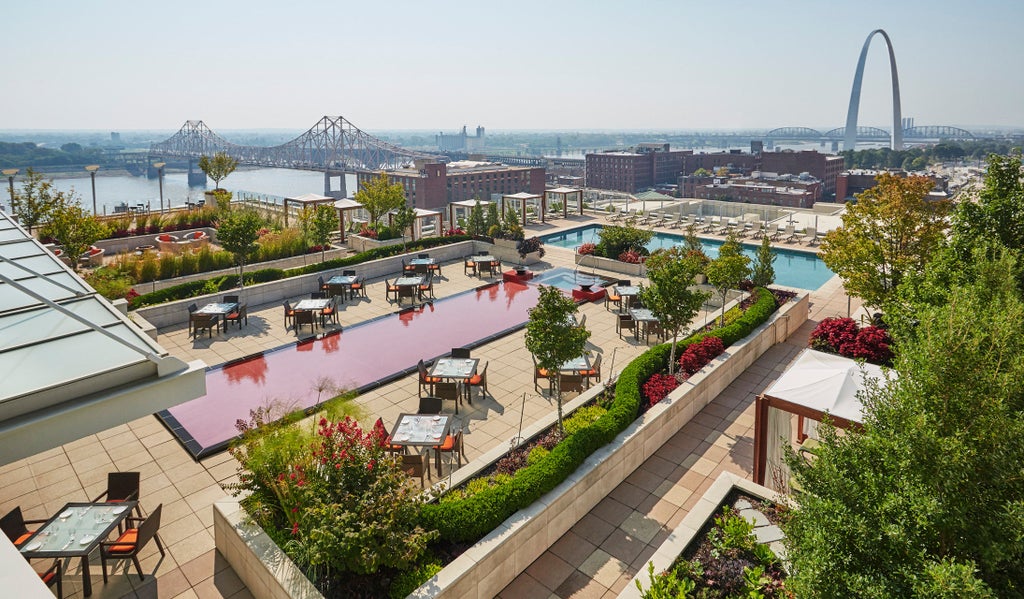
[532,267,612,291]
[542,225,835,290]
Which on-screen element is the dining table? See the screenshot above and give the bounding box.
[395,275,425,302]
[294,298,331,312]
[615,286,641,311]
[326,274,358,300]
[20,501,139,597]
[194,302,238,333]
[389,413,453,476]
[629,307,660,342]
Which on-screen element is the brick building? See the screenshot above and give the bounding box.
[585,143,687,193]
[836,169,949,201]
[357,160,545,211]
[690,173,820,208]
[759,151,844,199]
[681,151,757,177]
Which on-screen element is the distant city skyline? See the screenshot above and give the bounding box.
[3,0,1022,132]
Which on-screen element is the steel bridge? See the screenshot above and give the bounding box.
[150,116,440,173]
[764,125,976,142]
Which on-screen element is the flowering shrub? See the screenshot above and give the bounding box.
[619,249,644,264]
[578,242,596,255]
[358,225,379,239]
[678,336,725,375]
[642,373,680,407]
[810,317,892,365]
[229,412,436,578]
[444,226,465,236]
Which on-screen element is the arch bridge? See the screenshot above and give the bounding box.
[904,125,975,140]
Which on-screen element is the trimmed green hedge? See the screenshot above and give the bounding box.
[128,235,471,309]
[419,288,778,542]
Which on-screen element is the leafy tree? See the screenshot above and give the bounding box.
[198,152,238,190]
[217,209,263,288]
[485,202,500,231]
[13,168,69,234]
[46,201,107,272]
[524,285,590,434]
[784,253,1024,598]
[639,247,711,375]
[390,202,416,251]
[501,205,525,240]
[692,167,712,177]
[354,172,406,227]
[951,151,1024,254]
[299,204,339,262]
[750,234,776,288]
[819,173,950,311]
[467,201,486,236]
[705,234,750,326]
[595,224,654,259]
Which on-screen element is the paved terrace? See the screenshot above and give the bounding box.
[0,213,857,599]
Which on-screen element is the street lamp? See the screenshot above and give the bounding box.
[153,162,166,213]
[2,168,17,215]
[85,165,100,215]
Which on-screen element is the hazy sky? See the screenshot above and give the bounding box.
[4,0,1022,132]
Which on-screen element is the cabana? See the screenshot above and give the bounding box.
[545,187,584,218]
[502,192,544,226]
[752,348,893,488]
[387,207,442,242]
[283,192,335,227]
[447,199,493,232]
[333,197,363,244]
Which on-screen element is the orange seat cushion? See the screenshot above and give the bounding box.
[466,374,483,385]
[15,532,34,546]
[350,283,363,289]
[434,436,456,451]
[537,368,549,377]
[227,312,239,319]
[40,571,56,584]
[608,294,621,302]
[322,308,334,315]
[580,369,597,376]
[108,529,138,554]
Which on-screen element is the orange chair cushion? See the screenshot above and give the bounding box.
[350,283,363,289]
[434,436,456,451]
[227,312,240,319]
[466,374,483,385]
[537,368,549,377]
[108,529,138,554]
[322,308,334,315]
[41,571,56,584]
[580,369,598,377]
[15,532,34,546]
[286,309,295,317]
[608,294,621,302]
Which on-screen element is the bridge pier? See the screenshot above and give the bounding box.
[324,171,346,199]
[188,159,207,186]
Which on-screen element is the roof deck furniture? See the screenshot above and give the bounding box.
[418,277,435,300]
[402,258,415,273]
[195,302,237,333]
[451,347,471,359]
[433,381,462,415]
[388,413,452,458]
[395,275,424,303]
[580,353,602,387]
[532,355,552,394]
[615,285,641,311]
[417,396,443,415]
[191,313,219,338]
[225,304,248,328]
[616,313,636,340]
[431,428,465,478]
[559,373,584,395]
[38,558,62,598]
[329,272,359,301]
[464,360,489,400]
[477,257,497,277]
[432,357,479,406]
[417,359,441,398]
[99,504,164,585]
[629,308,660,343]
[604,287,622,312]
[320,297,338,326]
[401,454,430,486]
[2,506,47,549]
[386,278,400,303]
[283,300,296,330]
[464,256,477,276]
[293,309,316,335]
[20,500,139,597]
[187,303,198,335]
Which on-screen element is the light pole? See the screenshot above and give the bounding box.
[153,162,166,213]
[2,168,17,216]
[85,165,100,215]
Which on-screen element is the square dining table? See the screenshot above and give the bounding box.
[615,286,641,310]
[294,298,331,312]
[20,501,139,597]
[629,308,660,341]
[430,357,479,380]
[389,414,452,448]
[194,302,237,333]
[326,274,359,300]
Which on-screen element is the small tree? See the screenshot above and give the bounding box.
[705,234,750,326]
[13,168,68,234]
[217,209,263,288]
[299,204,339,262]
[640,247,711,375]
[390,202,416,251]
[466,201,486,236]
[355,172,406,227]
[46,201,107,272]
[524,285,590,434]
[198,152,239,190]
[485,202,500,232]
[750,234,777,287]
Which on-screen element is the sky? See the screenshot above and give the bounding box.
[3,0,1022,133]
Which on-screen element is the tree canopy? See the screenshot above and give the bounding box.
[705,234,750,325]
[750,233,777,288]
[217,209,263,288]
[198,152,239,190]
[355,173,406,227]
[639,247,711,374]
[12,168,70,234]
[46,201,107,272]
[819,173,950,311]
[951,151,1024,254]
[300,204,339,262]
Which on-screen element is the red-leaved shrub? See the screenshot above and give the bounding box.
[578,242,596,255]
[809,317,859,353]
[618,249,643,264]
[678,336,725,375]
[642,373,680,407]
[810,317,892,365]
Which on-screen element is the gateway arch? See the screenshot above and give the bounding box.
[843,29,903,151]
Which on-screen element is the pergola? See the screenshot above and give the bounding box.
[502,192,545,226]
[752,349,892,487]
[545,186,584,218]
[387,207,442,242]
[332,197,363,243]
[283,192,335,227]
[635,190,675,216]
[447,199,493,231]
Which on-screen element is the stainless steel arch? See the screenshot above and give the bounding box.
[843,29,902,151]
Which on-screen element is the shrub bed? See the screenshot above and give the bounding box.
[809,316,892,365]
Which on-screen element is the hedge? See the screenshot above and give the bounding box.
[419,287,778,542]
[128,235,471,309]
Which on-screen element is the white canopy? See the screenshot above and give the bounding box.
[287,192,334,204]
[333,197,362,210]
[762,349,890,424]
[450,199,493,207]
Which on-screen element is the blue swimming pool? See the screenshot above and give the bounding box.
[531,267,613,291]
[541,225,835,290]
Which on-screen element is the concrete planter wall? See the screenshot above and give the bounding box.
[575,253,645,277]
[347,234,405,254]
[135,240,477,330]
[94,227,217,256]
[412,292,809,598]
[487,238,544,266]
[214,499,324,599]
[617,472,786,599]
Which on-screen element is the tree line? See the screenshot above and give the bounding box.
[841,139,1020,171]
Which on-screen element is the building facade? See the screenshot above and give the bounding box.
[358,160,546,211]
[436,126,486,152]
[759,151,844,199]
[687,172,821,208]
[585,143,688,193]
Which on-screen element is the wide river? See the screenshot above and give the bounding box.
[34,168,359,215]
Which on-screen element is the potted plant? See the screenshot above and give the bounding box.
[515,236,545,275]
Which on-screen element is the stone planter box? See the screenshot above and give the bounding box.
[411,292,809,598]
[347,234,406,254]
[575,253,645,277]
[94,227,217,256]
[617,472,787,599]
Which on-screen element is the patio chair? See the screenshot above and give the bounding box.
[225,304,248,328]
[414,262,430,277]
[417,396,443,414]
[418,278,435,300]
[398,284,417,303]
[580,353,602,387]
[429,260,442,277]
[782,224,797,242]
[748,221,763,239]
[99,504,165,583]
[617,313,636,339]
[320,297,339,326]
[431,428,465,477]
[418,360,441,398]
[464,257,477,276]
[451,347,471,359]
[348,276,366,299]
[464,360,488,401]
[803,227,818,245]
[38,559,62,599]
[559,373,584,395]
[293,310,316,335]
[283,301,295,329]
[435,381,461,414]
[1,506,47,548]
[402,258,415,273]
[187,303,198,336]
[317,276,328,291]
[92,471,140,506]
[477,259,495,277]
[605,287,622,312]
[532,355,552,393]
[402,454,430,487]
[342,269,357,277]
[576,314,587,330]
[223,295,239,304]
[191,314,218,338]
[310,292,326,300]
[386,278,400,302]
